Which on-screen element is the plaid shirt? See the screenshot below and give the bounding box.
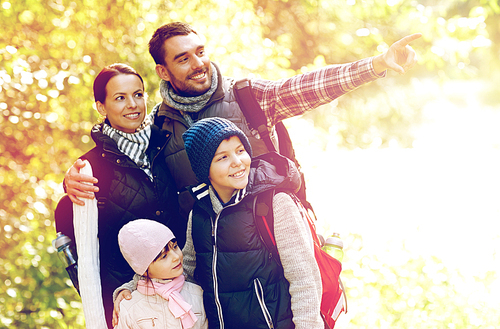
[250,57,384,127]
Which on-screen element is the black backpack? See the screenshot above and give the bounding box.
[234,79,313,214]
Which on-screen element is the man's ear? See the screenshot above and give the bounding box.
[156,64,170,82]
[96,101,106,116]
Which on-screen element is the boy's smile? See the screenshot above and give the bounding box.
[209,136,251,203]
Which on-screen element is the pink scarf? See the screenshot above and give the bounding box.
[137,275,198,329]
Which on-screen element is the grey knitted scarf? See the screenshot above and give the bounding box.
[159,62,218,114]
[101,116,153,181]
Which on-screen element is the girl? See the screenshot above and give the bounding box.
[181,117,323,329]
[116,219,207,329]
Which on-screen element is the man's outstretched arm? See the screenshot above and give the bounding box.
[64,159,99,206]
[251,33,423,127]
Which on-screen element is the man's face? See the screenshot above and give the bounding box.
[156,33,213,97]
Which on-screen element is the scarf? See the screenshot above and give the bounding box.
[137,275,197,329]
[160,62,218,114]
[73,160,108,328]
[101,117,153,181]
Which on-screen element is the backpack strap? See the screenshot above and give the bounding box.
[234,79,277,153]
[234,79,315,217]
[252,188,282,265]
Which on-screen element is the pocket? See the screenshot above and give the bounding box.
[136,316,159,329]
[253,278,274,329]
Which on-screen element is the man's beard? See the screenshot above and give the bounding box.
[167,66,212,97]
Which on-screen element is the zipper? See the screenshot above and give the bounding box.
[211,199,243,329]
[150,132,171,193]
[212,210,224,329]
[254,278,274,329]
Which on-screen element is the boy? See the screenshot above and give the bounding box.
[182,117,323,329]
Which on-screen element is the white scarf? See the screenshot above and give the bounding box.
[73,161,107,328]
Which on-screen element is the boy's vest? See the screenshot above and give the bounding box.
[190,193,294,328]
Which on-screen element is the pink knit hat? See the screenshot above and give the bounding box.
[118,219,176,275]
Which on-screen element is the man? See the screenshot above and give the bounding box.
[65,22,421,219]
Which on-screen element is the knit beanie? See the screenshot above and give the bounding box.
[182,117,253,184]
[118,219,175,276]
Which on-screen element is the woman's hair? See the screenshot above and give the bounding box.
[93,63,144,103]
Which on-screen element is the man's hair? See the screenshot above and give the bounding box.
[149,22,198,65]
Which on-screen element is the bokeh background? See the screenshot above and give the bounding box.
[1,0,499,328]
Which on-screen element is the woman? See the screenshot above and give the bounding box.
[55,63,185,328]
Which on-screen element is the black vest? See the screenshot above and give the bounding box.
[189,152,302,329]
[191,195,294,329]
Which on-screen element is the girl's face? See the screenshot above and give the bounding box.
[209,135,251,203]
[147,240,184,280]
[96,74,146,133]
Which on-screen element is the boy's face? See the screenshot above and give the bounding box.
[209,135,251,203]
[147,240,184,280]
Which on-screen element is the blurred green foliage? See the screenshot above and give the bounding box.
[341,234,500,329]
[0,0,498,327]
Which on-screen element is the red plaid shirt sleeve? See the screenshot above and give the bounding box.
[250,57,385,127]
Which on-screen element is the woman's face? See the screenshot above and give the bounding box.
[96,74,146,133]
[147,240,184,280]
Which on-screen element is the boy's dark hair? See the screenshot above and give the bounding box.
[149,22,198,65]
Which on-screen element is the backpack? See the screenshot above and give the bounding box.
[252,189,347,329]
[233,79,313,213]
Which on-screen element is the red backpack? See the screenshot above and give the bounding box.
[253,189,347,329]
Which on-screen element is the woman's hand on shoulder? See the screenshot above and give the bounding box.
[112,289,132,327]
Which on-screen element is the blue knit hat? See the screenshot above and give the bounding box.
[183,117,253,184]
